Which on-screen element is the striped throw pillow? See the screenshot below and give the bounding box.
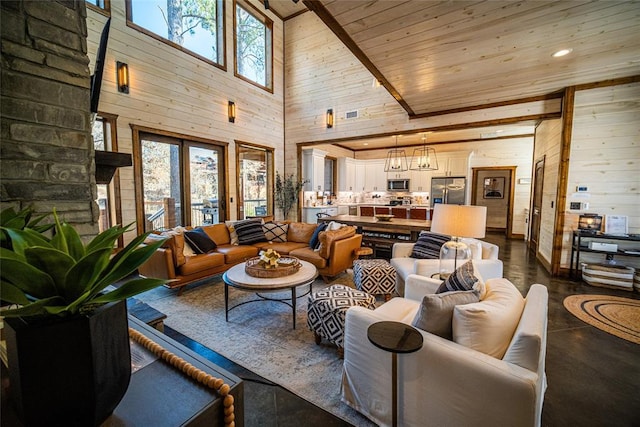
[235,219,267,245]
[436,260,478,293]
[410,231,450,259]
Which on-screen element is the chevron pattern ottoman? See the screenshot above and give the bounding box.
[353,258,396,301]
[307,285,376,355]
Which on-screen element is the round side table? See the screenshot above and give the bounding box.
[367,321,423,427]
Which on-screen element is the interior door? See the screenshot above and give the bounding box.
[530,158,545,252]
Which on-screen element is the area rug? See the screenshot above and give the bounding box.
[563,295,640,344]
[136,273,376,426]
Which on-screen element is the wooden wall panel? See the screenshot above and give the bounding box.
[87,0,285,232]
[561,82,640,270]
[533,119,563,265]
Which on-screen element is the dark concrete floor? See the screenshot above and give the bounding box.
[166,233,640,426]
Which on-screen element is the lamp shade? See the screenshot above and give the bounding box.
[430,204,487,238]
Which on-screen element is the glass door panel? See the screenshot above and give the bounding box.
[189,145,221,226]
[237,145,271,219]
[141,136,183,231]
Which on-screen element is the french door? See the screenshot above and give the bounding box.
[134,128,226,233]
[236,142,273,219]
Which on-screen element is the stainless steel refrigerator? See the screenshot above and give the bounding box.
[431,177,466,206]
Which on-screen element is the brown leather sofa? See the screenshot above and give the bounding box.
[138,222,363,294]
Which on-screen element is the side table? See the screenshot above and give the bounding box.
[367,321,423,427]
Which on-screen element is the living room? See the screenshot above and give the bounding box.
[1,0,639,426]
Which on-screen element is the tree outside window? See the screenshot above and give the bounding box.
[128,0,224,66]
[235,0,273,91]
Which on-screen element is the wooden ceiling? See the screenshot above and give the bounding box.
[269,0,640,148]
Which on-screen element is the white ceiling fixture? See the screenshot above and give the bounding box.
[552,48,574,58]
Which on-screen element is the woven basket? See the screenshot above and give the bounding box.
[245,256,301,278]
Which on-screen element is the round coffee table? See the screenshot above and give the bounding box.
[222,260,318,329]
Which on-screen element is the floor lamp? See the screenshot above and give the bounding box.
[430,204,487,279]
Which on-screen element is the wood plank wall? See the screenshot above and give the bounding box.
[561,82,640,270]
[532,119,563,266]
[86,0,285,240]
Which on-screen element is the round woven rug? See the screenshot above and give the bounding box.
[563,295,640,345]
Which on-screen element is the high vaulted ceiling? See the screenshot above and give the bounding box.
[268,0,640,149]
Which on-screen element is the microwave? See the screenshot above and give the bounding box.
[387,179,410,191]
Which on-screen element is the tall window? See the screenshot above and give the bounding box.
[234,0,273,92]
[92,114,124,246]
[127,0,225,67]
[133,128,226,233]
[237,143,273,219]
[87,0,110,13]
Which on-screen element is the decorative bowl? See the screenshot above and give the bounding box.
[375,214,394,222]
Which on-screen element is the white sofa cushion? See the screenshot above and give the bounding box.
[453,278,525,358]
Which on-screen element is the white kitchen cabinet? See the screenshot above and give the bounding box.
[354,161,366,192]
[338,205,349,215]
[409,169,431,192]
[364,159,387,192]
[338,158,357,192]
[434,152,470,177]
[302,148,327,192]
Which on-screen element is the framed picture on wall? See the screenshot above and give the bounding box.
[483,177,505,199]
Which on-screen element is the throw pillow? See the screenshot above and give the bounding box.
[452,278,525,358]
[309,223,328,249]
[183,227,217,254]
[234,219,267,245]
[225,220,239,245]
[263,222,288,242]
[436,260,478,293]
[410,231,451,259]
[412,290,480,339]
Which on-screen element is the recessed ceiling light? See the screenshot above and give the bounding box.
[363,142,369,146]
[552,48,573,58]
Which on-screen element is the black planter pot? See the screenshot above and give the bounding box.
[4,300,131,427]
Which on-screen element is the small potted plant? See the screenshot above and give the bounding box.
[275,172,308,220]
[0,207,167,426]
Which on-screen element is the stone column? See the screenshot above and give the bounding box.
[1,0,98,236]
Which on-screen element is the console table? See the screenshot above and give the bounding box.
[569,230,640,278]
[1,317,244,427]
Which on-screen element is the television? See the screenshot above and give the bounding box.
[90,18,111,114]
[578,214,602,234]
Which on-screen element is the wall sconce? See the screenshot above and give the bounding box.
[228,101,236,123]
[326,108,334,128]
[116,61,129,94]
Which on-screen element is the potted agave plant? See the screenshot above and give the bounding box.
[0,207,167,426]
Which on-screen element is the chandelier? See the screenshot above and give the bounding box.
[409,134,438,171]
[384,135,408,172]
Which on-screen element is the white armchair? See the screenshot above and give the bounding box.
[341,278,548,427]
[391,238,502,296]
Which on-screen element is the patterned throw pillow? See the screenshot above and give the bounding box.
[436,260,478,293]
[263,222,288,242]
[410,231,450,259]
[183,227,217,254]
[412,290,480,339]
[235,219,267,245]
[225,220,239,245]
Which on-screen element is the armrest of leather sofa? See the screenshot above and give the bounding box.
[392,242,414,258]
[138,247,177,280]
[324,234,363,276]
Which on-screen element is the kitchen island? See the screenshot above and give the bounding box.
[319,215,431,259]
